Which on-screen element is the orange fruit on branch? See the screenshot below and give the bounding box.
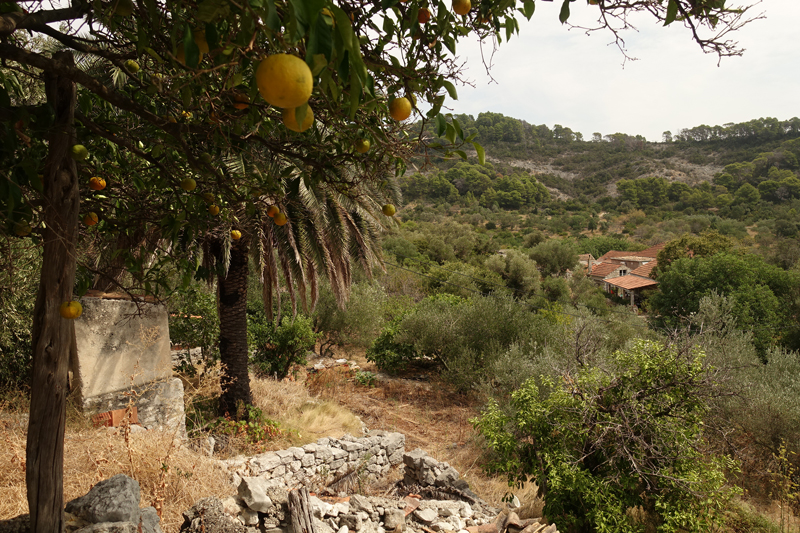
[256,54,313,108]
[231,229,242,240]
[267,205,280,218]
[180,178,197,191]
[89,177,106,191]
[282,106,314,132]
[453,0,471,15]
[83,212,99,226]
[208,205,220,216]
[274,212,288,226]
[382,204,396,216]
[389,97,412,121]
[418,7,431,23]
[60,301,83,319]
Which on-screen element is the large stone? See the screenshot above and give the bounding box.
[413,509,438,524]
[349,495,373,514]
[72,297,172,401]
[138,507,163,533]
[180,498,245,533]
[434,467,460,488]
[403,449,427,470]
[383,509,405,530]
[65,474,141,524]
[237,477,274,512]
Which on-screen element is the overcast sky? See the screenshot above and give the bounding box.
[447,0,799,142]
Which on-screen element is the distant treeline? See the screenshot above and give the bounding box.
[424,113,800,146]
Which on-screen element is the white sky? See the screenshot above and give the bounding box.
[448,0,800,142]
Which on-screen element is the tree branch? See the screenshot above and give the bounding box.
[0,7,86,38]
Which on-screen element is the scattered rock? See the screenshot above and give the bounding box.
[180,497,245,533]
[65,474,141,524]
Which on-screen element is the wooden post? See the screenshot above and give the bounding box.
[288,487,318,533]
[26,50,79,533]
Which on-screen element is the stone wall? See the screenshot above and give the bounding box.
[223,431,406,489]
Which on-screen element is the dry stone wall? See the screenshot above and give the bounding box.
[222,431,406,489]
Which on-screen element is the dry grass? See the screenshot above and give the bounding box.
[0,408,232,532]
[249,374,363,447]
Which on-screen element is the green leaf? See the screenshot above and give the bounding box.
[445,123,456,144]
[521,0,535,19]
[473,142,485,165]
[183,25,200,68]
[349,71,362,120]
[226,72,243,88]
[559,0,570,23]
[442,80,458,100]
[309,54,328,76]
[453,118,464,141]
[264,0,280,32]
[435,114,447,137]
[665,0,678,25]
[454,150,467,160]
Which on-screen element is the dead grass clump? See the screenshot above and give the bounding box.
[0,418,232,533]
[250,373,363,446]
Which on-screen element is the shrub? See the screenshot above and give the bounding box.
[0,239,38,389]
[168,285,220,373]
[249,308,317,379]
[313,281,387,356]
[474,339,740,533]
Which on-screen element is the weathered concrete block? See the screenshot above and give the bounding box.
[73,297,172,400]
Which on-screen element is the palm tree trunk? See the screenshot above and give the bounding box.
[27,50,79,533]
[217,237,252,418]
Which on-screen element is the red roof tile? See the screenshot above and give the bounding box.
[590,262,624,277]
[630,260,657,278]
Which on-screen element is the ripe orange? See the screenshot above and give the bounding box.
[418,7,431,23]
[256,54,313,108]
[89,177,106,191]
[274,212,288,226]
[208,205,220,216]
[452,0,471,16]
[180,178,197,191]
[59,301,83,319]
[382,204,396,216]
[231,229,242,240]
[83,212,99,226]
[389,98,412,121]
[267,205,280,218]
[355,139,371,153]
[233,93,250,110]
[282,106,315,132]
[202,192,215,203]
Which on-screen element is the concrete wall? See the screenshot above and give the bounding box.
[72,296,173,405]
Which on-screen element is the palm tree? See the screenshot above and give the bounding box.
[203,159,399,417]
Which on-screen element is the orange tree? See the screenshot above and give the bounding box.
[0,0,758,531]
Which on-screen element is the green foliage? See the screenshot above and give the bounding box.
[648,252,800,355]
[528,239,577,276]
[313,281,387,355]
[365,314,418,375]
[207,404,284,448]
[474,339,741,533]
[248,306,317,379]
[168,284,220,372]
[655,230,735,274]
[0,238,38,389]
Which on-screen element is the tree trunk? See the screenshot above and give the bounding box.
[26,50,79,533]
[217,237,252,418]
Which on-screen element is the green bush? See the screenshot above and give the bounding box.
[248,307,317,379]
[168,285,220,374]
[0,239,38,390]
[474,339,740,533]
[313,281,387,356]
